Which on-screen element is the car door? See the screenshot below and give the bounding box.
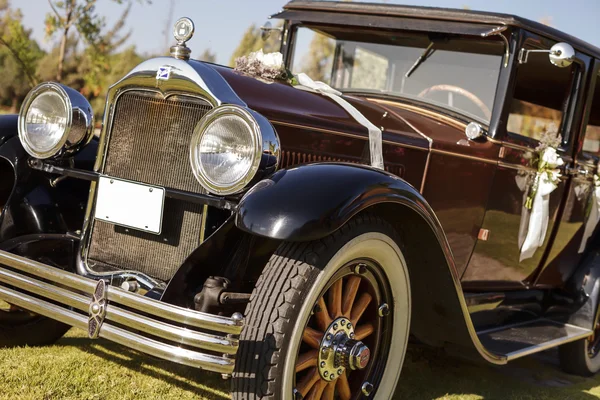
[535,61,599,286]
[463,35,585,288]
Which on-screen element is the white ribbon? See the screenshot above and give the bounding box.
[579,184,600,253]
[519,173,557,261]
[293,73,384,170]
[516,173,531,255]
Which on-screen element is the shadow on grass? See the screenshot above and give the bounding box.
[56,334,600,399]
[57,334,229,399]
[394,345,600,400]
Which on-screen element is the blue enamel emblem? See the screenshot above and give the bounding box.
[156,66,171,80]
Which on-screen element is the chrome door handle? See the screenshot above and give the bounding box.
[564,165,589,177]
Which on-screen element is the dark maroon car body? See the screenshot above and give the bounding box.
[2,1,600,396]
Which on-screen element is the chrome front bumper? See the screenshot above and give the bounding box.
[0,250,243,374]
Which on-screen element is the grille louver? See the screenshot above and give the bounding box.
[88,91,212,281]
[279,150,403,177]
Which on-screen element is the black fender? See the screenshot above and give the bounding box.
[234,163,507,364]
[0,133,98,245]
[235,163,430,241]
[0,114,18,147]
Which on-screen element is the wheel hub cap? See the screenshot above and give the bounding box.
[318,317,370,381]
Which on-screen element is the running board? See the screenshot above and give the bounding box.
[477,319,592,361]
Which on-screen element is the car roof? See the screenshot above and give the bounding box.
[278,1,600,58]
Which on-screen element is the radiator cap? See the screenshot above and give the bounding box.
[170,17,194,61]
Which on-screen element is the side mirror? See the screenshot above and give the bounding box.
[518,42,575,68]
[260,21,283,41]
[548,43,576,67]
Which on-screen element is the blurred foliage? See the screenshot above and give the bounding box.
[229,22,282,67]
[0,0,44,111]
[300,30,335,82]
[0,0,227,122]
[44,0,135,96]
[198,48,216,63]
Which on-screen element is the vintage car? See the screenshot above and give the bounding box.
[2,1,600,399]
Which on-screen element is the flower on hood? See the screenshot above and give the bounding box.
[253,50,283,70]
[235,49,286,80]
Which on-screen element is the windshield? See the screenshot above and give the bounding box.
[290,26,505,124]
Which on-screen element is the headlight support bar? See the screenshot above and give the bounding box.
[28,159,237,211]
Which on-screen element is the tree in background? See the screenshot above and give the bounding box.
[45,0,134,95]
[228,22,282,67]
[37,35,83,88]
[300,31,334,82]
[199,49,216,63]
[0,0,44,111]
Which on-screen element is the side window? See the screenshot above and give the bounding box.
[583,76,600,154]
[507,43,577,141]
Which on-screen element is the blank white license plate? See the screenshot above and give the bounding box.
[94,176,165,234]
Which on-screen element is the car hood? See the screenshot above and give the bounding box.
[212,65,431,151]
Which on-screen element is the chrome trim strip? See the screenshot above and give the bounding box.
[271,119,429,151]
[367,98,470,131]
[374,103,433,194]
[430,148,497,165]
[0,249,243,373]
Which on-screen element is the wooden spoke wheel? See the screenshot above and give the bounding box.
[232,216,411,400]
[294,262,388,399]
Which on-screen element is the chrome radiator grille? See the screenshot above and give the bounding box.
[88,91,212,281]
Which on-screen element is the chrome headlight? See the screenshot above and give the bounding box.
[190,105,279,195]
[18,82,94,159]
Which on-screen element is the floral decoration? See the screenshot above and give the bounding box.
[234,49,385,169]
[234,49,292,81]
[524,126,564,209]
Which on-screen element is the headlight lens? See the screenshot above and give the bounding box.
[18,82,93,159]
[190,105,262,195]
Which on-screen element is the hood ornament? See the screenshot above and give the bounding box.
[170,17,194,61]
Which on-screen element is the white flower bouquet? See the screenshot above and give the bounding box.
[234,49,291,81]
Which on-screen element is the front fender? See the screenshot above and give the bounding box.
[0,135,97,243]
[0,114,18,147]
[235,163,432,242]
[235,162,508,366]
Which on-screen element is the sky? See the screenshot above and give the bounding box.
[17,0,600,67]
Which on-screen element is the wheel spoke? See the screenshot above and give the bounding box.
[306,379,327,400]
[328,279,343,319]
[354,323,375,340]
[303,327,323,349]
[336,372,352,400]
[296,350,318,373]
[350,292,372,325]
[342,275,361,316]
[315,297,332,331]
[322,382,336,400]
[297,367,321,397]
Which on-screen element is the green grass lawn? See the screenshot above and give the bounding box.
[2,329,600,399]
